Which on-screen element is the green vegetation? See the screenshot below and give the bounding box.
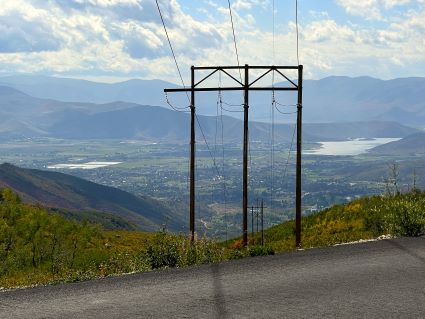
[260,190,425,252]
[0,163,179,232]
[1,188,424,289]
[0,189,231,288]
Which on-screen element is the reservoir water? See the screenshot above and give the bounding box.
[305,138,401,156]
[47,161,121,169]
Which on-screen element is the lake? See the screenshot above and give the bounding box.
[305,138,401,156]
[47,161,121,170]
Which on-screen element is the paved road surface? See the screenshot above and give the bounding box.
[1,237,424,318]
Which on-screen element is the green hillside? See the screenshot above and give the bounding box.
[0,189,225,288]
[1,187,424,289]
[251,191,425,251]
[0,163,183,232]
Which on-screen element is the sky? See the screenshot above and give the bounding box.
[0,0,424,83]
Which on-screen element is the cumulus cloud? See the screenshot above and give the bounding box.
[335,0,383,20]
[0,15,61,53]
[336,0,413,20]
[0,0,423,80]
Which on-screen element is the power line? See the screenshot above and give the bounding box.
[269,69,275,216]
[164,92,190,112]
[283,124,296,181]
[155,0,190,102]
[275,101,297,108]
[274,105,298,115]
[219,89,228,242]
[195,114,221,177]
[295,0,300,65]
[272,0,275,63]
[227,0,243,82]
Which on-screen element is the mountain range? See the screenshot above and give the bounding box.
[1,74,424,127]
[0,163,185,231]
[368,132,425,155]
[0,85,419,142]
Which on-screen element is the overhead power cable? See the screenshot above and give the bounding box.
[195,114,221,177]
[165,92,190,112]
[274,106,298,115]
[155,0,190,102]
[227,0,243,82]
[272,0,275,63]
[295,0,300,65]
[283,124,297,180]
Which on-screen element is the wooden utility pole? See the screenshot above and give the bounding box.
[243,64,249,246]
[296,65,303,248]
[189,66,195,242]
[261,199,264,246]
[165,65,303,247]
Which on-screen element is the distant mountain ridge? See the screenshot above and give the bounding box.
[0,163,184,231]
[369,132,425,155]
[0,86,418,142]
[1,74,424,126]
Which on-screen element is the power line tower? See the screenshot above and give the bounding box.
[165,64,303,247]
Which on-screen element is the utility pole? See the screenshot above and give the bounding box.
[256,198,259,234]
[243,64,249,246]
[251,206,254,244]
[190,66,195,242]
[296,65,303,248]
[261,199,264,246]
[164,65,303,247]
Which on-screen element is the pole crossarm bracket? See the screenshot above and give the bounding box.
[164,65,299,93]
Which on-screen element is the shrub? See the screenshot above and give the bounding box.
[365,194,425,237]
[146,231,180,269]
[248,245,274,257]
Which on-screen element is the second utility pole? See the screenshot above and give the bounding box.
[190,66,195,242]
[243,64,249,245]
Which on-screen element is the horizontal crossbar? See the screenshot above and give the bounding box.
[193,65,300,70]
[164,87,299,92]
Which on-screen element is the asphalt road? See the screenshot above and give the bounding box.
[1,236,424,319]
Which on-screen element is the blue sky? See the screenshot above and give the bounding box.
[0,0,424,83]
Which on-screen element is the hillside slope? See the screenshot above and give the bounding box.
[0,86,418,142]
[1,75,424,126]
[0,163,182,231]
[369,132,425,155]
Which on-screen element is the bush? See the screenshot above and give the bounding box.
[146,231,180,269]
[248,245,274,257]
[365,194,425,237]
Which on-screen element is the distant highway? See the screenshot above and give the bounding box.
[1,237,424,318]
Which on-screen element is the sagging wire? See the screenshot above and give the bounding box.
[270,71,276,217]
[164,92,190,112]
[216,71,229,242]
[274,99,297,115]
[155,0,190,103]
[220,99,244,113]
[227,0,243,83]
[195,114,221,177]
[283,124,297,181]
[295,0,300,65]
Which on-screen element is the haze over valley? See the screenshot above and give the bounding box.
[1,75,424,238]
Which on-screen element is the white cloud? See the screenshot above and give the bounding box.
[382,0,411,9]
[232,0,269,10]
[73,0,141,7]
[336,0,413,19]
[303,20,355,43]
[0,0,423,81]
[335,0,383,20]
